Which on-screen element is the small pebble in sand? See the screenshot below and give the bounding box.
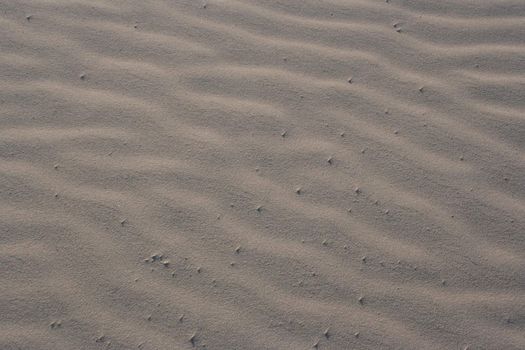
[459,156,464,161]
[230,262,235,266]
[50,321,56,328]
[313,340,319,348]
[354,187,360,193]
[54,164,59,169]
[26,15,32,21]
[419,86,424,93]
[295,187,302,194]
[324,328,330,338]
[441,280,446,285]
[347,208,352,213]
[360,149,365,154]
[179,314,184,322]
[96,335,106,343]
[162,260,170,267]
[396,28,402,33]
[197,266,202,273]
[340,131,345,137]
[147,315,152,321]
[347,77,353,84]
[256,205,262,212]
[80,74,86,80]
[54,193,59,198]
[171,271,176,277]
[322,239,328,246]
[151,253,162,261]
[281,130,287,138]
[120,219,126,226]
[384,209,390,214]
[358,296,364,304]
[327,156,333,164]
[354,332,360,338]
[361,256,367,263]
[190,332,197,345]
[235,246,241,254]
[393,130,399,135]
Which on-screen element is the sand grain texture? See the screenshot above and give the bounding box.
[1,0,524,349]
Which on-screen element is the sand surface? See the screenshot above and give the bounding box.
[1,1,525,349]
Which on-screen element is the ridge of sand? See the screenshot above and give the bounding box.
[1,1,524,349]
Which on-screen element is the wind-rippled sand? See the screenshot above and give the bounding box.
[1,1,524,349]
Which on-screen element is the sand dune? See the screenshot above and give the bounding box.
[1,1,524,349]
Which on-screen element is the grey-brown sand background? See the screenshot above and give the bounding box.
[1,0,525,349]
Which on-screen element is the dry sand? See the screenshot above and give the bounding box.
[1,0,525,349]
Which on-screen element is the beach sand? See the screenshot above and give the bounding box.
[1,0,524,349]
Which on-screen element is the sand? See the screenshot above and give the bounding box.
[1,0,524,349]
